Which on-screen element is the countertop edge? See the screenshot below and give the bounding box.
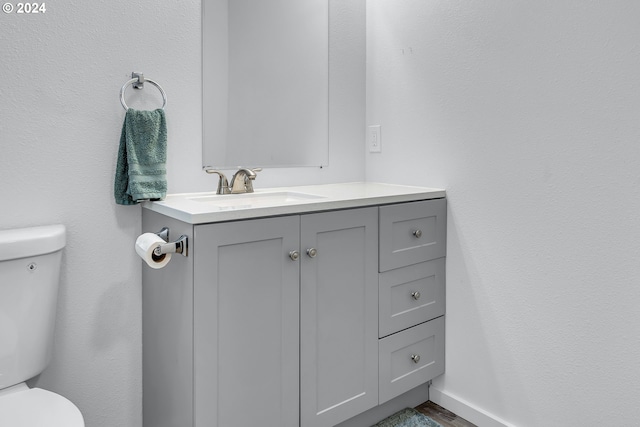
[143,183,445,225]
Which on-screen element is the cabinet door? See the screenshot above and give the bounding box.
[193,216,300,427]
[300,207,379,427]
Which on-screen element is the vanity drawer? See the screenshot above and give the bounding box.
[378,316,445,404]
[379,258,445,338]
[379,199,446,272]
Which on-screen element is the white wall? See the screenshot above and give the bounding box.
[367,0,640,425]
[0,1,364,426]
[9,0,638,425]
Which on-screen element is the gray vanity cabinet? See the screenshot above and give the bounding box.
[142,195,445,427]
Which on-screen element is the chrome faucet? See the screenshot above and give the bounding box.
[205,167,262,194]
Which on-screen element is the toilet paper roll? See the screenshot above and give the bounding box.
[135,233,172,269]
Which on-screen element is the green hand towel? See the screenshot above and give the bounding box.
[114,108,167,205]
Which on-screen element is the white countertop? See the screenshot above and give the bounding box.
[142,182,445,224]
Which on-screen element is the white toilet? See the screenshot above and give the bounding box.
[0,225,84,426]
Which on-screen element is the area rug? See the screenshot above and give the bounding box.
[373,407,444,427]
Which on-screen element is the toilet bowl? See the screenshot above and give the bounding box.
[0,383,84,427]
[0,225,84,426]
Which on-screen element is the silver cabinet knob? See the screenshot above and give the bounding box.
[413,229,423,238]
[306,248,317,258]
[411,291,421,300]
[289,250,300,261]
[411,354,421,364]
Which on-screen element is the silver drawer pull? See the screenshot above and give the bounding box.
[411,354,421,364]
[306,248,317,258]
[411,291,421,300]
[289,250,300,261]
[413,229,422,238]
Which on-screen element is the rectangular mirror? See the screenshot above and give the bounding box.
[203,0,329,169]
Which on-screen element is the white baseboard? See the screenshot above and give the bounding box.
[429,387,517,427]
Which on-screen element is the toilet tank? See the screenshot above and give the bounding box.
[0,225,66,390]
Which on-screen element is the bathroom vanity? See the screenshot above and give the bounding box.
[141,182,446,427]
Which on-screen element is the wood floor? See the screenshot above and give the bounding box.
[414,401,477,427]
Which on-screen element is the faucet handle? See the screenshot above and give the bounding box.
[243,167,261,193]
[204,168,230,194]
[236,167,262,177]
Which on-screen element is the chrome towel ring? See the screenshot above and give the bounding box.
[120,72,167,110]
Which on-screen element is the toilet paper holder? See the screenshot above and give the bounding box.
[154,227,188,257]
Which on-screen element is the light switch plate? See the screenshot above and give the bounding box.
[368,125,382,153]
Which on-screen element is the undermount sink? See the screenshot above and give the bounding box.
[187,191,326,210]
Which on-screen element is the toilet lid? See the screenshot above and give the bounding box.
[0,386,84,427]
